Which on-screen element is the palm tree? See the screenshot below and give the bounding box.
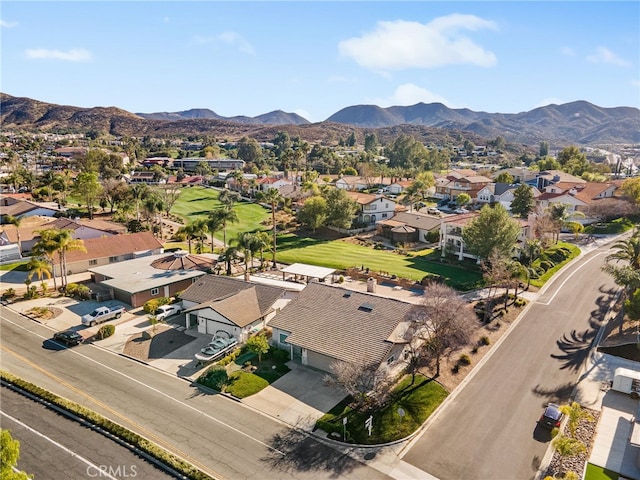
[211,205,239,248]
[32,228,61,291]
[253,231,271,270]
[3,214,23,256]
[27,257,52,293]
[259,188,283,268]
[206,213,223,252]
[130,184,150,221]
[56,230,86,289]
[218,188,241,207]
[606,230,640,270]
[218,245,241,275]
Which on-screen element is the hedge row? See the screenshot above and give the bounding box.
[0,370,217,480]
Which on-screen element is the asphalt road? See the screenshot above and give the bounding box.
[0,308,391,480]
[401,243,618,479]
[1,386,176,480]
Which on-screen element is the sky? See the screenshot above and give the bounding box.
[2,1,639,123]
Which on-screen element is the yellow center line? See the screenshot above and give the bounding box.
[1,344,225,480]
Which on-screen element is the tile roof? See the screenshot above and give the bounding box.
[65,232,163,263]
[180,274,285,316]
[269,282,413,365]
[346,191,378,205]
[390,212,442,231]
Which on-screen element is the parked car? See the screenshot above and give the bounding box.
[426,207,442,215]
[539,403,564,430]
[152,304,183,321]
[454,207,469,214]
[81,305,125,326]
[53,330,83,347]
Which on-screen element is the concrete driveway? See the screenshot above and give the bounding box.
[242,362,346,430]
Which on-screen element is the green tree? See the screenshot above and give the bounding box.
[219,245,241,275]
[298,196,328,232]
[129,183,150,221]
[461,204,521,260]
[603,230,640,297]
[456,193,471,206]
[364,132,378,153]
[536,156,561,171]
[621,177,640,206]
[235,232,261,276]
[557,146,590,176]
[210,205,239,248]
[539,141,549,157]
[218,188,241,208]
[624,288,640,320]
[510,184,535,218]
[2,214,23,255]
[494,171,514,184]
[177,220,206,254]
[258,188,283,268]
[325,188,358,229]
[1,429,33,480]
[55,230,86,288]
[101,178,129,214]
[551,435,586,477]
[32,228,61,291]
[246,333,270,362]
[385,134,430,170]
[73,172,103,219]
[27,257,52,292]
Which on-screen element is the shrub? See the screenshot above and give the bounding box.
[23,285,39,299]
[471,346,478,354]
[143,297,170,314]
[479,336,490,346]
[2,288,16,300]
[217,347,241,366]
[270,347,290,363]
[458,354,471,366]
[451,364,460,374]
[198,365,228,391]
[97,324,115,340]
[65,283,91,300]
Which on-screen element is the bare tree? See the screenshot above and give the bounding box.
[325,357,393,411]
[405,282,476,377]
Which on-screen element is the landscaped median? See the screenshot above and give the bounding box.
[316,374,448,445]
[0,370,217,480]
[529,242,581,289]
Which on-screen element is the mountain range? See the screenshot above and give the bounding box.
[1,92,639,146]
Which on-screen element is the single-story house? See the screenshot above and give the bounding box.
[377,211,442,244]
[335,176,371,191]
[0,196,62,219]
[269,282,414,375]
[180,275,288,342]
[62,231,164,276]
[89,251,213,307]
[387,180,412,195]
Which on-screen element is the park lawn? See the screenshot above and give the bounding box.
[169,186,271,239]
[276,233,483,291]
[317,374,448,444]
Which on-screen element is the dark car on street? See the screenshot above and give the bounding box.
[539,403,563,430]
[53,330,83,347]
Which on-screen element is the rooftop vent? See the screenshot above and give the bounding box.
[343,292,352,298]
[358,302,375,312]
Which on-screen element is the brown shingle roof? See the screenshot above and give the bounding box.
[269,283,413,365]
[196,287,263,328]
[181,275,285,316]
[64,232,163,263]
[150,251,216,271]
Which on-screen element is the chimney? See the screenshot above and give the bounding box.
[367,277,377,293]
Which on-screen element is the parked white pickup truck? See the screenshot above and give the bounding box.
[81,305,125,326]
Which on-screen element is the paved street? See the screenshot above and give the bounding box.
[1,386,176,480]
[0,308,391,480]
[401,243,618,479]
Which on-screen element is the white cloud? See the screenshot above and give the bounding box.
[560,46,575,56]
[586,46,631,67]
[25,48,92,62]
[1,19,18,28]
[338,14,497,71]
[371,83,453,108]
[217,31,254,55]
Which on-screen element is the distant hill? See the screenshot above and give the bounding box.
[136,108,310,125]
[1,93,638,146]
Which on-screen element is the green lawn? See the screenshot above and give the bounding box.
[276,233,483,291]
[584,217,636,235]
[585,463,619,480]
[169,186,270,239]
[530,242,581,288]
[317,374,448,444]
[0,260,29,271]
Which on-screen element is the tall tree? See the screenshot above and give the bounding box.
[259,188,283,268]
[210,205,239,248]
[602,230,640,299]
[297,196,328,232]
[620,177,640,207]
[557,146,590,176]
[32,228,62,291]
[494,171,514,184]
[405,282,476,377]
[73,172,103,219]
[510,184,535,218]
[325,357,393,411]
[325,188,358,229]
[461,204,521,260]
[2,215,23,256]
[27,257,52,292]
[54,229,86,288]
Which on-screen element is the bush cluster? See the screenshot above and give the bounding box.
[96,324,115,340]
[64,283,91,300]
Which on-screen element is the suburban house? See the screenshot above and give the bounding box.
[377,211,442,244]
[387,180,412,195]
[180,275,288,342]
[536,182,618,223]
[171,157,245,173]
[89,251,213,307]
[495,167,538,184]
[0,195,62,219]
[61,231,164,276]
[439,212,532,261]
[126,171,164,184]
[335,176,371,191]
[476,183,542,210]
[257,176,292,192]
[433,170,492,202]
[346,192,397,227]
[269,282,414,375]
[533,170,586,190]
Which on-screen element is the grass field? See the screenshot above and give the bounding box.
[276,233,483,291]
[169,186,271,239]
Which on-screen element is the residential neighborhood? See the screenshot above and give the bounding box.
[2,125,639,480]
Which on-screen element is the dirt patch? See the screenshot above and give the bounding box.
[123,325,196,362]
[26,306,63,321]
[420,303,524,393]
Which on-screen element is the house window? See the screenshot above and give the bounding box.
[89,259,97,266]
[387,355,395,365]
[382,213,387,218]
[109,256,118,263]
[385,203,389,208]
[150,287,159,296]
[279,332,289,345]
